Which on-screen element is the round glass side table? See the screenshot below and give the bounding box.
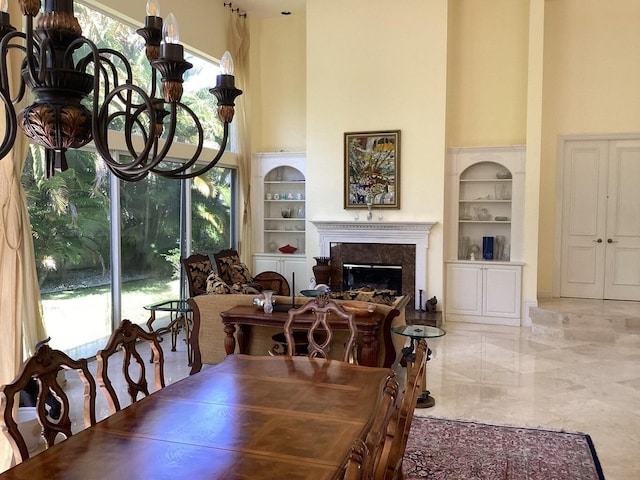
[391,324,446,408]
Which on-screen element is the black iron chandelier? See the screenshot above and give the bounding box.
[0,0,242,180]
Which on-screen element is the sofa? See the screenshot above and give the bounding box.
[187,293,410,374]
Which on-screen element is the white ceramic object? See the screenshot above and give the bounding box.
[17,407,41,452]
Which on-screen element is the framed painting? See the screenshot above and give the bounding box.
[344,130,400,209]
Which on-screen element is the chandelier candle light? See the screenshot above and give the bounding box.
[0,0,242,180]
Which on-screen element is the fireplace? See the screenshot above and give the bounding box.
[311,221,435,309]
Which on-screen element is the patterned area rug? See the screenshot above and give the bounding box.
[404,417,605,480]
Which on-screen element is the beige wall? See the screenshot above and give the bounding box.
[446,0,530,147]
[249,15,306,152]
[305,0,449,302]
[538,0,640,295]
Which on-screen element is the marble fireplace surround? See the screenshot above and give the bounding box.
[311,221,435,309]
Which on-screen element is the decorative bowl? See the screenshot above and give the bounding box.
[278,244,297,254]
[301,289,325,297]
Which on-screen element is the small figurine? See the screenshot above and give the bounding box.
[425,296,437,314]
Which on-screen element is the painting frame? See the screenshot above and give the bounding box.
[344,130,400,209]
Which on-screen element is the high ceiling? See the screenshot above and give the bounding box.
[226,0,306,19]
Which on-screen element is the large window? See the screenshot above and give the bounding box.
[22,2,237,354]
[24,149,235,353]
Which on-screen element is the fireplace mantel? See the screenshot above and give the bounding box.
[311,221,435,309]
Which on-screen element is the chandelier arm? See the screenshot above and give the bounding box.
[0,32,25,158]
[95,48,138,109]
[153,122,230,180]
[104,109,152,160]
[92,84,158,174]
[22,14,46,88]
[151,102,204,175]
[109,166,150,182]
[0,32,26,97]
[0,90,18,159]
[149,102,189,170]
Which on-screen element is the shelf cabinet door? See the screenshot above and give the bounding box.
[254,256,280,273]
[445,263,483,316]
[483,265,522,318]
[281,257,308,292]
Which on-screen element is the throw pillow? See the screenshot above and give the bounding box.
[230,262,253,284]
[206,273,232,294]
[230,283,262,295]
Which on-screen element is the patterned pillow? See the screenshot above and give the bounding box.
[206,273,232,294]
[217,254,241,284]
[230,283,262,295]
[230,263,253,284]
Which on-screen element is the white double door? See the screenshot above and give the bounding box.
[560,138,640,300]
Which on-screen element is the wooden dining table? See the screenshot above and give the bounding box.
[0,354,393,480]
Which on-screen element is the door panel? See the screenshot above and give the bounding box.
[604,141,640,299]
[560,141,608,298]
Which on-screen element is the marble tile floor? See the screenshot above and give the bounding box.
[422,300,640,480]
[56,298,639,479]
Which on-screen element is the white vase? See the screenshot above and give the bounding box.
[263,290,274,314]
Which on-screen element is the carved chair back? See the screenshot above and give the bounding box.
[0,341,98,464]
[284,295,357,363]
[376,339,428,480]
[181,253,214,297]
[343,375,400,480]
[253,270,290,295]
[96,319,166,414]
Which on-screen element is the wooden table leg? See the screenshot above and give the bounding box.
[359,332,379,367]
[223,323,237,355]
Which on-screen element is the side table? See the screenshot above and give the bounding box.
[145,299,193,365]
[391,324,445,408]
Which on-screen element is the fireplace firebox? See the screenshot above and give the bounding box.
[343,263,402,293]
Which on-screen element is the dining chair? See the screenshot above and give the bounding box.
[96,319,166,414]
[252,270,290,295]
[0,340,98,464]
[284,294,357,363]
[375,339,428,480]
[343,375,400,480]
[181,253,214,297]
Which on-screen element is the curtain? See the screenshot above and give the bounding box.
[227,12,252,266]
[0,4,48,470]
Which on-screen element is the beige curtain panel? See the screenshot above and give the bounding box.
[228,12,252,266]
[0,4,48,469]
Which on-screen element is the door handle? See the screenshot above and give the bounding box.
[607,238,618,243]
[593,239,603,243]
